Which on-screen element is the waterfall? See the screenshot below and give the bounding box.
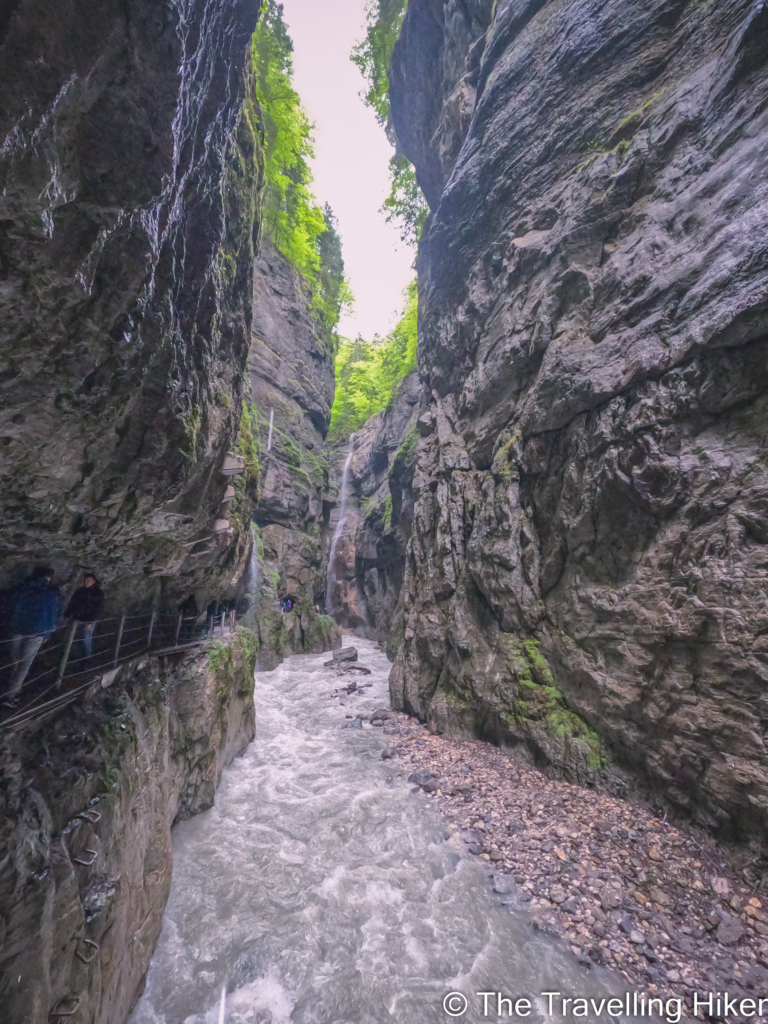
[325,437,354,614]
[248,523,260,595]
[267,409,274,452]
[217,985,226,1024]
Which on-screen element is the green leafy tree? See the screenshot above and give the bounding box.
[351,0,429,246]
[382,155,429,245]
[328,281,418,441]
[314,205,354,332]
[253,2,352,329]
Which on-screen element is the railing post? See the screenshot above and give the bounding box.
[174,613,182,647]
[113,614,126,667]
[220,612,226,636]
[57,620,78,690]
[147,611,155,649]
[229,610,235,633]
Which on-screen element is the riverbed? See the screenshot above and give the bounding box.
[129,639,625,1024]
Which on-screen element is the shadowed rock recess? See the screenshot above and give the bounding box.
[0,0,263,610]
[383,0,768,852]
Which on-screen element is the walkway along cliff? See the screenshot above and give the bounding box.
[373,0,768,859]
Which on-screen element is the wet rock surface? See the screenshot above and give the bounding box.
[0,0,263,611]
[386,0,768,852]
[0,637,256,1024]
[382,713,768,1017]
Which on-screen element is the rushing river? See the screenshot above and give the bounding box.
[130,639,630,1024]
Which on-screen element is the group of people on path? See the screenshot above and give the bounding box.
[3,567,103,707]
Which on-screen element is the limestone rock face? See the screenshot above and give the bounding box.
[325,374,420,640]
[389,0,494,209]
[250,242,335,529]
[0,639,255,1024]
[389,0,768,843]
[0,0,262,611]
[242,242,340,662]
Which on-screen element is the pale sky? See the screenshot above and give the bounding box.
[280,0,414,339]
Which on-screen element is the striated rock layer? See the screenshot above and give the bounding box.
[388,0,768,851]
[0,0,263,611]
[0,636,256,1024]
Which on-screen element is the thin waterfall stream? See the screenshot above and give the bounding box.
[324,439,354,614]
[129,639,630,1024]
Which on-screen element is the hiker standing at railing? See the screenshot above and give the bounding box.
[65,573,104,662]
[3,567,62,706]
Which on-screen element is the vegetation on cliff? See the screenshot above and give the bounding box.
[328,280,417,440]
[253,1,352,329]
[351,0,428,245]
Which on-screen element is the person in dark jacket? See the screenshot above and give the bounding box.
[65,573,104,661]
[179,594,198,641]
[4,567,62,705]
[206,599,222,636]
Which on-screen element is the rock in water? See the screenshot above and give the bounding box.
[335,647,358,663]
[493,874,517,895]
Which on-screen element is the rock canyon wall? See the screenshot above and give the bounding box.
[384,0,768,854]
[0,636,256,1024]
[0,0,263,612]
[242,241,341,664]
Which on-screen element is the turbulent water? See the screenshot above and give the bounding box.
[130,639,627,1024]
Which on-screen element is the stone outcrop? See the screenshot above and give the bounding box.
[0,634,256,1024]
[325,373,420,641]
[241,241,341,664]
[388,0,768,850]
[0,0,263,613]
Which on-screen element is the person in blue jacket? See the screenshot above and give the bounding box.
[4,567,62,705]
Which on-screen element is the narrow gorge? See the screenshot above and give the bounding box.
[1,0,768,1022]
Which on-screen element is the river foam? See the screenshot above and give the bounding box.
[129,639,627,1024]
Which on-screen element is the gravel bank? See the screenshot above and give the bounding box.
[357,700,768,1021]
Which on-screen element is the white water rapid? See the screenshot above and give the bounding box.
[324,439,354,614]
[129,639,626,1024]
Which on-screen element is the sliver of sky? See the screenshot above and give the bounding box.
[279,0,414,340]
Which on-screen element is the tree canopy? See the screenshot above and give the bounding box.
[253,2,352,329]
[328,281,418,442]
[351,0,428,246]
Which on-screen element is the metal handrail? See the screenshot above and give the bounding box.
[0,606,238,730]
